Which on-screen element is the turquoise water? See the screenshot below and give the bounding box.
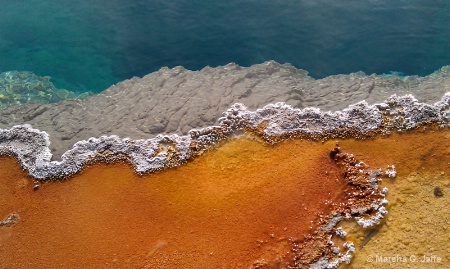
[0,0,449,93]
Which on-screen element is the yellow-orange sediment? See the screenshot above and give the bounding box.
[1,128,450,268]
[337,128,450,269]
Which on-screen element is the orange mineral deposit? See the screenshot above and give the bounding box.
[0,137,346,269]
[2,127,449,268]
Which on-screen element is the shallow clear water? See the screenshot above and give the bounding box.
[0,0,449,93]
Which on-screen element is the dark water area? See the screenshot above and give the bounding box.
[0,0,449,93]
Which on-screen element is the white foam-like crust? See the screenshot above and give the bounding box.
[335,227,347,238]
[1,93,450,180]
[310,257,340,269]
[313,183,389,268]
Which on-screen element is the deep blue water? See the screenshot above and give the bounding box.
[0,0,449,93]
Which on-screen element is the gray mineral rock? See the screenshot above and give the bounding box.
[0,61,449,158]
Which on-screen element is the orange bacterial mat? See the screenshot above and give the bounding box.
[1,128,450,268]
[0,137,345,268]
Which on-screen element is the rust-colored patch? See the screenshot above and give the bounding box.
[0,137,346,268]
[289,149,386,268]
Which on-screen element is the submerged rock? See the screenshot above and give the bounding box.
[0,70,92,106]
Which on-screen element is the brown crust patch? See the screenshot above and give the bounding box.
[249,147,387,268]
